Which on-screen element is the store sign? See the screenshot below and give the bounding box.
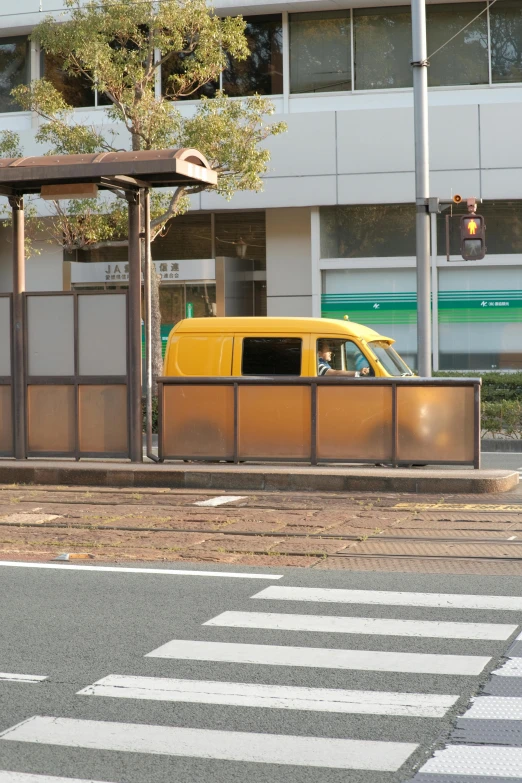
[69,259,215,284]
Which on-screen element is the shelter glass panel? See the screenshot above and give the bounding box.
[78,294,127,376]
[290,11,351,94]
[0,298,10,376]
[491,0,522,84]
[27,385,75,454]
[78,385,128,454]
[0,37,29,112]
[397,386,475,463]
[27,296,74,377]
[427,3,488,87]
[317,386,393,460]
[223,15,283,95]
[353,6,412,90]
[0,385,12,455]
[237,386,311,459]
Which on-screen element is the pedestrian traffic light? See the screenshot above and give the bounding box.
[460,214,486,260]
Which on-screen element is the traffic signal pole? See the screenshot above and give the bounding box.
[411,0,432,377]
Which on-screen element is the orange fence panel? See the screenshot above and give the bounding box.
[238,386,311,459]
[162,385,234,460]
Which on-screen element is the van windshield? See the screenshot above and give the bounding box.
[369,341,413,376]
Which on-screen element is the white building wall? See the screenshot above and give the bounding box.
[266,207,312,315]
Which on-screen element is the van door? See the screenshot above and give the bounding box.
[166,333,234,376]
[232,335,310,376]
[312,335,380,376]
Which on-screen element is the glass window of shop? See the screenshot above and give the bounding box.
[321,268,418,370]
[437,201,522,256]
[215,211,266,268]
[223,15,283,96]
[491,0,522,84]
[438,266,522,371]
[289,11,351,94]
[353,6,412,90]
[426,3,489,87]
[0,37,29,112]
[320,205,416,259]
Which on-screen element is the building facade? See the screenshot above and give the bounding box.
[0,0,521,369]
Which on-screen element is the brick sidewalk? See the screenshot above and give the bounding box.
[0,484,522,575]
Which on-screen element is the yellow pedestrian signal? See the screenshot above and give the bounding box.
[460,214,485,260]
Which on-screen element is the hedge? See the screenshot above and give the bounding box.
[434,371,522,403]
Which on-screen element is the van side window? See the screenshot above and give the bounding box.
[242,338,302,376]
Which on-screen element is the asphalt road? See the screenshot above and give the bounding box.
[1,562,522,783]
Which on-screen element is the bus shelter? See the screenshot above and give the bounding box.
[0,149,217,463]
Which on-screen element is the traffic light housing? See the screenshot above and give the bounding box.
[460,214,486,260]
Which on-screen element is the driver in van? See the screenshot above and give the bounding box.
[318,340,370,377]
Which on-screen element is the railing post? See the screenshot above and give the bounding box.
[311,381,317,465]
[392,382,398,468]
[9,195,26,459]
[233,382,239,464]
[474,381,481,469]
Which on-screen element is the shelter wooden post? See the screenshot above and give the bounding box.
[9,195,26,459]
[127,189,143,463]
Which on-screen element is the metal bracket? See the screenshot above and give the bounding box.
[410,59,430,68]
[8,195,23,210]
[124,189,140,206]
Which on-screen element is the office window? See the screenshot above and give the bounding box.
[320,205,417,258]
[223,15,283,96]
[152,214,212,261]
[491,0,522,84]
[427,3,488,87]
[242,337,301,375]
[290,11,351,94]
[353,6,412,90]
[0,37,29,112]
[42,52,95,108]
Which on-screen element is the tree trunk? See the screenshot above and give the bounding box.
[150,263,163,392]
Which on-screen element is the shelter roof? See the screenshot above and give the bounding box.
[0,148,217,195]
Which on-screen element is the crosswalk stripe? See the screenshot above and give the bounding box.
[494,658,522,676]
[420,744,522,777]
[0,773,114,782]
[252,586,522,611]
[463,696,522,720]
[0,716,418,772]
[205,611,517,641]
[0,674,47,684]
[78,674,459,717]
[194,496,246,507]
[146,639,490,675]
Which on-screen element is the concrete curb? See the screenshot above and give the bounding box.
[482,439,522,453]
[0,461,517,494]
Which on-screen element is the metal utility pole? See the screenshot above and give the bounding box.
[411,0,431,377]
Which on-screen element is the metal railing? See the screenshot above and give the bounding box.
[157,376,481,468]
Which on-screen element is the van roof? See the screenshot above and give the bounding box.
[173,317,392,342]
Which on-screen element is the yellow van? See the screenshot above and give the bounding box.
[163,317,413,378]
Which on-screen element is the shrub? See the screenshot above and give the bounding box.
[481,400,522,439]
[435,371,522,404]
[142,396,159,434]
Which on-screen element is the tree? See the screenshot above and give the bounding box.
[2,0,286,380]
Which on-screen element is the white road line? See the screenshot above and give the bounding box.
[205,611,517,641]
[494,658,522,676]
[0,562,280,579]
[420,744,522,777]
[146,639,490,676]
[194,496,246,507]
[252,586,522,612]
[78,674,458,718]
[464,696,522,720]
[0,674,47,684]
[0,773,114,783]
[0,716,417,772]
